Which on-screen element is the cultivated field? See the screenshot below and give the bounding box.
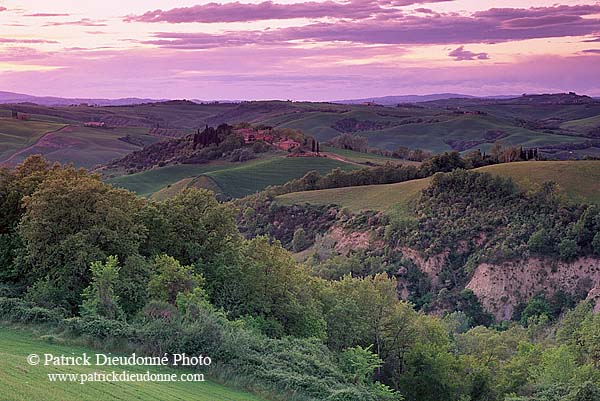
[0,326,265,401]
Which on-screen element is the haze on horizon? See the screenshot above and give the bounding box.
[0,0,600,101]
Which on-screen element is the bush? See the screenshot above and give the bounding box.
[559,239,578,261]
[292,228,309,252]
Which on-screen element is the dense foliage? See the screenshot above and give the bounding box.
[3,156,600,401]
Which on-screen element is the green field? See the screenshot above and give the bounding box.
[107,161,242,197]
[0,118,65,161]
[560,114,600,131]
[320,145,419,166]
[6,126,163,168]
[276,161,600,214]
[478,161,600,204]
[205,156,360,198]
[112,155,360,199]
[0,326,264,401]
[277,177,430,216]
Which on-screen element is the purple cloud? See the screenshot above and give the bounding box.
[144,4,600,48]
[44,18,107,27]
[126,0,451,23]
[448,46,489,61]
[25,13,70,17]
[582,49,600,54]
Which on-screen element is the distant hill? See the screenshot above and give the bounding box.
[333,93,477,105]
[0,90,167,106]
[2,93,600,169]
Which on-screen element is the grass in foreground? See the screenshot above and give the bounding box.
[0,325,265,401]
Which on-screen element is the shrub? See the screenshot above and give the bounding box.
[292,227,309,252]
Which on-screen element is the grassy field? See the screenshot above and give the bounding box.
[5,125,163,168]
[277,177,430,216]
[0,118,66,161]
[107,161,245,197]
[205,156,360,198]
[0,325,265,401]
[276,161,600,214]
[478,161,600,204]
[320,145,419,166]
[150,176,223,201]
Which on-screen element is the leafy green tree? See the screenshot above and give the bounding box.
[559,239,578,261]
[139,189,240,280]
[230,236,326,339]
[148,254,203,305]
[80,256,124,320]
[520,295,552,326]
[340,344,381,385]
[528,228,555,254]
[18,166,146,309]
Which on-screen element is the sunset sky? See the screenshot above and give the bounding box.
[1,0,600,100]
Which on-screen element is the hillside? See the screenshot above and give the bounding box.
[2,93,600,168]
[113,155,360,198]
[0,326,264,401]
[276,160,600,213]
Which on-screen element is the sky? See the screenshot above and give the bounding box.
[0,0,600,100]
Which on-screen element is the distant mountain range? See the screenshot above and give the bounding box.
[0,90,597,107]
[0,91,167,106]
[334,93,520,105]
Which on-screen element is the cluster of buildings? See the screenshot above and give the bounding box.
[239,128,301,151]
[84,121,107,128]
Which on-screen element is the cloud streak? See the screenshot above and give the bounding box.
[44,18,107,27]
[25,13,70,17]
[0,38,59,44]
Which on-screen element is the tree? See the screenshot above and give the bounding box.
[140,189,240,272]
[559,239,578,261]
[519,295,551,326]
[148,254,203,305]
[18,166,146,309]
[292,227,309,252]
[80,256,124,320]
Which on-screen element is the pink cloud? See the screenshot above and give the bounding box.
[44,18,107,27]
[25,13,70,17]
[0,38,58,44]
[0,7,7,12]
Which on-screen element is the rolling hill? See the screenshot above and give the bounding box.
[276,160,600,214]
[114,155,360,199]
[0,326,264,401]
[1,92,600,171]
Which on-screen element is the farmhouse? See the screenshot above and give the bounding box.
[84,121,106,128]
[277,138,301,151]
